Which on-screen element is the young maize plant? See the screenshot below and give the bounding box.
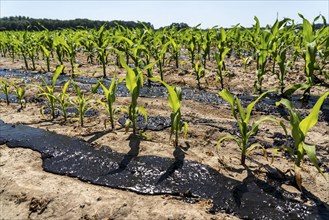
[62,31,82,76]
[37,65,64,120]
[92,76,124,130]
[94,25,111,78]
[214,28,230,89]
[254,29,272,94]
[274,44,290,95]
[112,25,134,66]
[7,33,17,63]
[53,34,66,66]
[152,39,171,81]
[169,36,182,69]
[81,31,96,64]
[268,18,290,74]
[26,33,39,71]
[119,54,150,134]
[151,78,188,147]
[193,61,206,89]
[284,14,329,99]
[14,31,30,70]
[201,29,212,69]
[276,91,329,189]
[13,83,27,110]
[185,28,197,67]
[39,28,54,72]
[55,80,70,122]
[217,89,286,165]
[0,78,11,105]
[70,81,93,127]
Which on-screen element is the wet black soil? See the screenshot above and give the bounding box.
[0,121,328,219]
[1,68,329,123]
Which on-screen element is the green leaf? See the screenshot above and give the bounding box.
[283,83,310,96]
[276,99,303,147]
[245,89,275,124]
[299,91,329,136]
[248,116,286,138]
[96,99,107,108]
[235,98,245,121]
[52,65,64,87]
[216,135,240,152]
[150,77,180,112]
[301,15,314,43]
[63,80,70,92]
[109,79,116,94]
[114,36,134,47]
[220,28,227,42]
[40,45,50,57]
[246,143,262,155]
[302,143,322,174]
[143,61,157,71]
[138,106,148,124]
[120,53,137,94]
[218,89,235,110]
[221,47,230,59]
[91,81,101,94]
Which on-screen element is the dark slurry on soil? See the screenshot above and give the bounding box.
[1,121,328,219]
[1,68,329,122]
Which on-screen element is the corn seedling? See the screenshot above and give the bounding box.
[26,33,39,71]
[94,25,111,78]
[62,31,82,76]
[14,31,30,70]
[81,31,96,64]
[254,30,272,94]
[276,91,329,189]
[70,81,93,127]
[151,78,188,147]
[217,89,286,165]
[53,34,66,66]
[201,29,212,69]
[152,39,171,81]
[37,65,64,119]
[285,14,328,99]
[39,28,54,72]
[169,36,181,69]
[214,28,230,89]
[13,83,27,110]
[92,77,124,130]
[119,54,154,134]
[0,78,11,105]
[185,30,197,68]
[242,57,252,72]
[274,45,290,95]
[55,80,70,122]
[193,61,206,89]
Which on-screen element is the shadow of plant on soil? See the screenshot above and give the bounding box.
[107,134,141,175]
[230,161,329,217]
[157,142,191,184]
[82,129,115,143]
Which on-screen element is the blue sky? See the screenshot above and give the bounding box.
[1,1,328,28]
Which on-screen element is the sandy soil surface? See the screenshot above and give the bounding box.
[0,54,328,219]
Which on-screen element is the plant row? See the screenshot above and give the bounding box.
[0,14,328,99]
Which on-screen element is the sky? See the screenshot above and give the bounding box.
[1,0,328,28]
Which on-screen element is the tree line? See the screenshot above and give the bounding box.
[0,16,156,31]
